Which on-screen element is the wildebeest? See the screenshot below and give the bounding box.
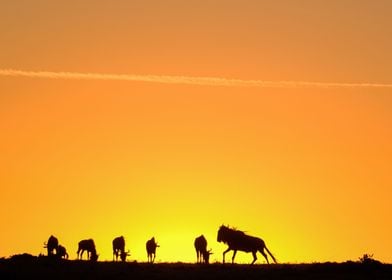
[146,237,159,263]
[217,225,276,264]
[112,236,130,262]
[194,235,212,264]
[44,235,58,256]
[77,239,98,261]
[57,244,68,259]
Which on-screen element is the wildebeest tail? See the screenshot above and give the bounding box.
[265,245,277,263]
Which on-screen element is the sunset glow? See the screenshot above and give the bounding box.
[1,1,391,264]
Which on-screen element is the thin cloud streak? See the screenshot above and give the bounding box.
[1,69,392,88]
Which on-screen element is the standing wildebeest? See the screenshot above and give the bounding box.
[217,225,276,264]
[57,244,69,259]
[44,235,59,256]
[112,236,130,262]
[194,235,212,264]
[77,239,98,261]
[146,237,159,263]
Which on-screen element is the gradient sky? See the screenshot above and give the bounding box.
[0,0,391,263]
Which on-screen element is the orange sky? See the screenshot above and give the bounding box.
[0,1,391,263]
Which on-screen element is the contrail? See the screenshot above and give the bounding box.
[1,69,392,88]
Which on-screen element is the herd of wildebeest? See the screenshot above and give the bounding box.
[43,225,277,264]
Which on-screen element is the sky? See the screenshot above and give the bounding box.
[0,0,391,263]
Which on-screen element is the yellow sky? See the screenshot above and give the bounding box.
[0,1,391,263]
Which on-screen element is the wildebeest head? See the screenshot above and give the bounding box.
[217,225,226,242]
[203,249,213,264]
[91,252,99,262]
[120,250,130,262]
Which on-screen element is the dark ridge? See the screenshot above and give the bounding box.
[0,258,391,280]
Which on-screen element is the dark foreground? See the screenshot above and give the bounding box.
[1,256,391,280]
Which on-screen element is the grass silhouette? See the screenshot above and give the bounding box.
[0,255,391,280]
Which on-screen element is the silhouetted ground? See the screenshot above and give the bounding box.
[0,255,391,280]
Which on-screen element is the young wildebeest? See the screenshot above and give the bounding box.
[77,239,98,261]
[57,244,68,259]
[146,237,159,263]
[194,235,213,264]
[44,235,59,256]
[217,225,276,265]
[112,236,130,262]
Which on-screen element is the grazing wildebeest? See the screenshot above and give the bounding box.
[77,239,98,261]
[57,244,68,259]
[194,235,213,264]
[44,235,59,256]
[146,237,159,263]
[217,225,276,264]
[112,236,130,262]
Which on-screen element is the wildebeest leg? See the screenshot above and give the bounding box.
[260,249,269,264]
[251,251,257,264]
[222,248,231,263]
[232,250,237,264]
[153,253,156,263]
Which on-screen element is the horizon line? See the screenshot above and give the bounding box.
[1,69,392,89]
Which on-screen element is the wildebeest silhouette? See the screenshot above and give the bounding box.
[112,236,130,262]
[57,244,68,259]
[194,235,212,264]
[77,239,98,261]
[44,235,58,256]
[217,225,276,264]
[146,237,159,263]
